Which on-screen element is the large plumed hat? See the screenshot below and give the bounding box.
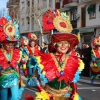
[27,32,38,45]
[0,16,20,43]
[42,9,79,51]
[92,35,100,46]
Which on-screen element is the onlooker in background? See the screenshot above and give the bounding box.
[80,43,92,77]
[40,42,48,53]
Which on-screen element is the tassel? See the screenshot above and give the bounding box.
[19,76,25,87]
[23,64,26,69]
[73,93,79,100]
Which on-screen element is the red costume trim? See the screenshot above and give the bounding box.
[0,49,21,70]
[93,49,100,58]
[39,53,80,84]
[27,46,40,56]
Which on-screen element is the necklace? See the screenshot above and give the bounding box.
[50,53,68,76]
[2,49,13,64]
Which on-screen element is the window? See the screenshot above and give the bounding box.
[26,17,30,24]
[69,7,77,21]
[49,0,52,8]
[42,0,47,9]
[21,18,24,26]
[21,1,25,9]
[84,35,91,43]
[27,1,30,7]
[87,4,96,19]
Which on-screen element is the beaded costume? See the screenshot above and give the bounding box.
[0,16,27,100]
[25,9,84,100]
[90,36,100,83]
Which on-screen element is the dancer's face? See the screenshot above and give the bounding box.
[3,42,14,52]
[97,45,100,51]
[30,41,35,47]
[56,41,70,54]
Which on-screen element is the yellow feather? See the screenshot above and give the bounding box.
[77,32,80,42]
[35,90,50,100]
[78,59,84,71]
[73,93,79,100]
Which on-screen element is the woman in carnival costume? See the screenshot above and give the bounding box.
[20,36,29,76]
[90,35,100,84]
[0,16,27,100]
[25,10,84,100]
[26,32,41,82]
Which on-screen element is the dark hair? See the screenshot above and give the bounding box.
[42,42,47,45]
[29,39,38,47]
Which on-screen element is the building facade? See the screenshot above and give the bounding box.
[7,0,100,47]
[7,0,56,45]
[59,0,100,47]
[6,0,20,23]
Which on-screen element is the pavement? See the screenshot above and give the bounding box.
[22,75,100,85]
[79,76,100,84]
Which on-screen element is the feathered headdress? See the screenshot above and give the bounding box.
[42,9,79,51]
[27,32,37,40]
[0,15,20,42]
[92,35,100,46]
[21,36,29,46]
[27,32,38,45]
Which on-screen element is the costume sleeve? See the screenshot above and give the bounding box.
[72,59,84,83]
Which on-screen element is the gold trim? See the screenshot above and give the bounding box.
[50,53,68,73]
[53,16,73,33]
[1,70,15,75]
[3,21,16,38]
[45,84,70,97]
[2,49,13,62]
[53,95,69,100]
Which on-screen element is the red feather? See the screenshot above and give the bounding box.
[24,94,34,100]
[42,10,55,31]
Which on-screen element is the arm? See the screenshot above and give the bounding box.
[26,70,53,99]
[70,82,79,100]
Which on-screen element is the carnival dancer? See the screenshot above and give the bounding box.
[25,10,84,100]
[26,32,41,82]
[90,35,100,84]
[20,36,29,76]
[0,16,27,100]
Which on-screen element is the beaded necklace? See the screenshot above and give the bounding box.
[2,49,13,63]
[50,53,68,76]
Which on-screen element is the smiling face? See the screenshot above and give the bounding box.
[3,42,14,52]
[30,41,35,47]
[55,41,70,54]
[97,45,100,51]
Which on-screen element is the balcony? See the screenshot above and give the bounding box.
[13,0,19,5]
[67,0,79,3]
[64,0,79,7]
[79,0,95,3]
[6,2,10,8]
[6,0,16,7]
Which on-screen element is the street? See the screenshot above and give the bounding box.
[21,76,100,100]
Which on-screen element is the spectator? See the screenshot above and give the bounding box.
[80,43,92,77]
[40,42,48,53]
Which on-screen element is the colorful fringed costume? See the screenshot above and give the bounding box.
[90,48,100,83]
[25,9,84,100]
[24,32,41,79]
[0,16,26,100]
[90,35,100,83]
